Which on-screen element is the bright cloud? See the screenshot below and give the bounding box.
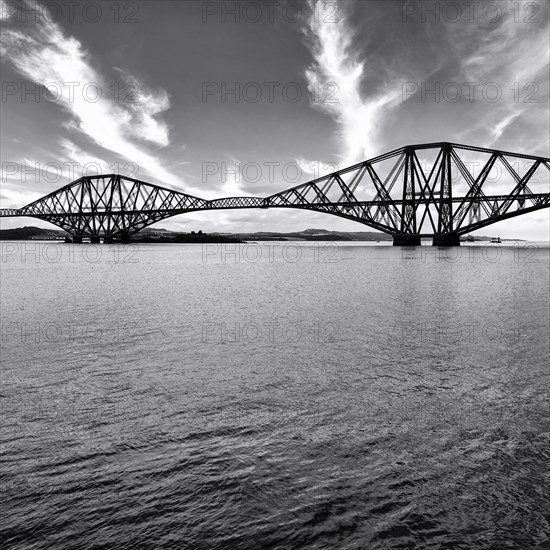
[451,0,550,150]
[303,0,401,166]
[0,0,184,187]
[296,157,339,179]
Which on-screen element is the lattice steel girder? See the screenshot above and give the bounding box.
[2,142,549,238]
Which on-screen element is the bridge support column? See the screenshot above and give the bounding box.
[90,236,101,244]
[432,234,460,247]
[103,236,114,244]
[72,236,83,243]
[393,234,421,246]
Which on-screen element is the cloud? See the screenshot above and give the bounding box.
[296,157,339,179]
[220,156,247,197]
[0,186,43,209]
[0,0,185,187]
[59,139,111,174]
[112,67,171,147]
[459,1,549,84]
[490,111,523,143]
[449,0,550,150]
[302,0,402,166]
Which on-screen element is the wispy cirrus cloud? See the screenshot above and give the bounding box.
[296,157,338,179]
[302,0,402,166]
[302,0,549,161]
[0,186,43,208]
[59,139,112,175]
[448,0,549,150]
[0,0,185,187]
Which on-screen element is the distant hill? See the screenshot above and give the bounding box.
[0,226,242,244]
[0,226,69,240]
[0,226,520,242]
[221,229,392,241]
[0,226,390,242]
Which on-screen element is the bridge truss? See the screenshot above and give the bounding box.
[1,142,549,245]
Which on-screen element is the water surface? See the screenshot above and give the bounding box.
[1,241,549,549]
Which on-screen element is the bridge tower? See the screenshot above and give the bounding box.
[433,143,460,246]
[393,147,422,246]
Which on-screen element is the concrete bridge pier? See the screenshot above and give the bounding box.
[90,236,101,244]
[393,234,461,246]
[393,234,421,246]
[72,236,83,243]
[432,234,461,247]
[100,234,131,243]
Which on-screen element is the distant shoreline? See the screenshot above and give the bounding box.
[0,226,527,243]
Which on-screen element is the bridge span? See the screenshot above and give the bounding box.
[1,142,549,246]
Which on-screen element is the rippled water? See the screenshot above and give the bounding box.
[1,241,549,549]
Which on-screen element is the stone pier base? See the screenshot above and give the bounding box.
[432,234,461,247]
[393,234,421,246]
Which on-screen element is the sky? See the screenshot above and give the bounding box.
[0,0,549,238]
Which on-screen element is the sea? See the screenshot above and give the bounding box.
[1,240,549,549]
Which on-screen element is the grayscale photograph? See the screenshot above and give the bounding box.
[1,0,549,548]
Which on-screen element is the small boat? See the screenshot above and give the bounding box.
[490,236,501,243]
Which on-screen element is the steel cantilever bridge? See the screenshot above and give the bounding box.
[2,142,549,246]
